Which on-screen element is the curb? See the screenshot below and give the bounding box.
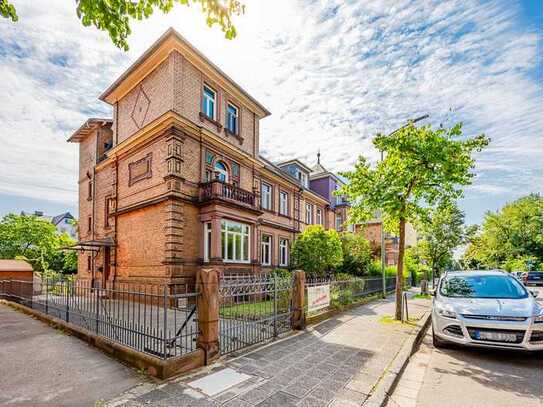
[363,310,432,407]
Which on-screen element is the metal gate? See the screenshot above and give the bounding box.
[219,275,294,355]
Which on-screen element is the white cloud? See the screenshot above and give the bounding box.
[0,0,542,222]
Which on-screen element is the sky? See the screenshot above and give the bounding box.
[0,0,542,225]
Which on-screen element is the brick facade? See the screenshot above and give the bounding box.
[69,29,347,288]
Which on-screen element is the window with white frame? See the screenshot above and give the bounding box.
[279,191,288,216]
[305,203,313,224]
[221,219,250,263]
[226,103,238,134]
[261,182,272,210]
[316,208,323,225]
[279,238,289,267]
[261,234,272,266]
[298,171,308,188]
[336,214,343,230]
[202,85,216,120]
[204,222,212,262]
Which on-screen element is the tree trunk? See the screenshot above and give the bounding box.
[395,217,406,320]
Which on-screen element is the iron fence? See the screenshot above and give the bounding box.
[0,278,199,360]
[219,274,294,355]
[305,276,402,315]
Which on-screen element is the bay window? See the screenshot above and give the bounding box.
[221,219,250,263]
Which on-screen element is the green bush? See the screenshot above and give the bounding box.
[337,233,372,276]
[291,225,343,277]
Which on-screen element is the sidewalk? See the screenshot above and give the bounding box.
[105,289,431,407]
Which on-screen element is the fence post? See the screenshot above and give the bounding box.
[291,270,306,330]
[65,281,70,323]
[196,268,220,364]
[273,274,278,337]
[45,278,48,315]
[163,285,168,360]
[95,285,100,334]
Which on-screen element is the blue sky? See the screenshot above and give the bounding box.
[0,0,542,225]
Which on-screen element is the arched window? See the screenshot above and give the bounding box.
[214,161,228,182]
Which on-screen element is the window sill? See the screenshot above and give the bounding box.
[225,128,244,145]
[199,112,223,132]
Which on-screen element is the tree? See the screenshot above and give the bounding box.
[291,225,343,277]
[0,214,77,273]
[1,0,245,50]
[340,123,489,320]
[463,194,543,270]
[418,202,465,282]
[337,232,372,276]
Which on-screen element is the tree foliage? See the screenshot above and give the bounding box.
[463,194,543,271]
[0,214,77,273]
[340,122,489,319]
[417,202,466,278]
[0,0,17,21]
[2,0,245,50]
[291,225,343,277]
[337,232,373,276]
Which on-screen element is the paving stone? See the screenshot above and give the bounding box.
[306,387,337,403]
[222,397,253,407]
[296,396,329,407]
[118,401,144,407]
[334,388,367,404]
[160,382,187,396]
[283,383,314,398]
[135,389,170,404]
[212,390,238,404]
[293,376,322,389]
[239,388,270,405]
[256,391,299,407]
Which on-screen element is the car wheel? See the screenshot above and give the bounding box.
[432,328,448,349]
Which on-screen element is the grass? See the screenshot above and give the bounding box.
[413,293,432,300]
[379,314,418,326]
[220,300,275,318]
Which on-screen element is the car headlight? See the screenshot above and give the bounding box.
[438,309,457,319]
[534,312,543,323]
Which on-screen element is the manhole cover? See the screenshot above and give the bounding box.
[188,368,252,396]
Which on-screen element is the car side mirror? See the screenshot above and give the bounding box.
[531,291,539,298]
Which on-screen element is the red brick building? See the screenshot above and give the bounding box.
[69,29,347,288]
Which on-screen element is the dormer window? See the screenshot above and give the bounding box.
[226,103,238,134]
[202,85,216,120]
[298,171,308,188]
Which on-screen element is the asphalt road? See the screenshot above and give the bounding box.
[388,286,543,407]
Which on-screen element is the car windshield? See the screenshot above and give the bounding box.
[440,274,528,299]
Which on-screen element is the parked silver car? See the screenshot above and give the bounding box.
[432,270,543,350]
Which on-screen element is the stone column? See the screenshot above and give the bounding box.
[291,269,306,330]
[210,216,222,263]
[196,268,220,363]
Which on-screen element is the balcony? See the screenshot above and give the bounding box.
[199,181,258,211]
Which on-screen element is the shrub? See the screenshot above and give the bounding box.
[337,233,373,276]
[291,225,343,277]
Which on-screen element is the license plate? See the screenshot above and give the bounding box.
[475,331,517,342]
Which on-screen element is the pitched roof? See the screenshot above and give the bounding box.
[51,212,74,226]
[67,118,112,143]
[99,28,271,117]
[0,260,33,272]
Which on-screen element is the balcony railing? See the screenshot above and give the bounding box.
[200,181,257,208]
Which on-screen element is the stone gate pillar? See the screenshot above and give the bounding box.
[291,270,306,330]
[196,268,220,363]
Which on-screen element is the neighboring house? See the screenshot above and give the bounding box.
[67,28,348,289]
[355,216,418,266]
[20,211,77,239]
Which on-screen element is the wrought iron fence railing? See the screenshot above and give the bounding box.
[305,275,410,315]
[0,278,199,360]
